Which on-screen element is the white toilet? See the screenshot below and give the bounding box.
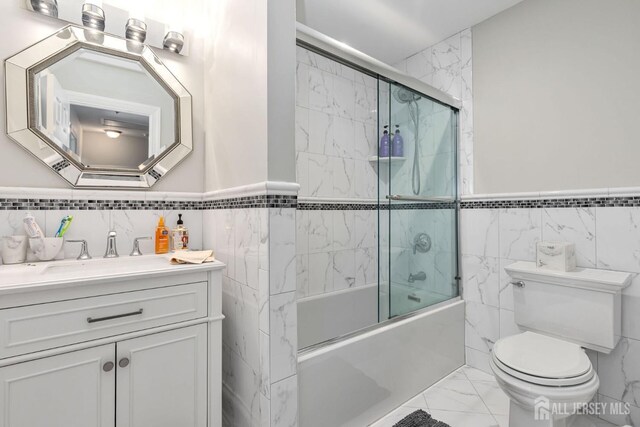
[491,261,631,427]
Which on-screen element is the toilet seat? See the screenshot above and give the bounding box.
[492,331,594,387]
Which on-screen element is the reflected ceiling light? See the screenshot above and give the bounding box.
[125,18,147,43]
[105,130,122,139]
[29,0,58,18]
[163,31,184,54]
[82,3,105,31]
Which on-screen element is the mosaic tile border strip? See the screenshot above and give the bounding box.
[0,195,298,211]
[297,202,457,210]
[459,196,640,209]
[8,194,633,211]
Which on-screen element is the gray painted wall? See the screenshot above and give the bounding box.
[81,131,148,169]
[473,0,640,194]
[203,0,296,192]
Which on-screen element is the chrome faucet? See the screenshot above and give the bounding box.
[104,231,119,258]
[130,237,151,256]
[413,233,432,254]
[67,239,92,260]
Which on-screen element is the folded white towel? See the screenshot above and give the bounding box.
[170,250,215,265]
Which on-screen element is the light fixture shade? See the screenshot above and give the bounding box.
[82,3,105,31]
[29,0,58,17]
[125,18,147,43]
[105,130,122,139]
[163,31,185,54]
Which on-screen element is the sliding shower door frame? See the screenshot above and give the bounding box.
[296,26,462,353]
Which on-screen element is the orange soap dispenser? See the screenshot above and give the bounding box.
[155,216,170,254]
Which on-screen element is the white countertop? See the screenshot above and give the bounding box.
[0,254,225,295]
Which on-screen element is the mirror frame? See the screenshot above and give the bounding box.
[5,25,193,189]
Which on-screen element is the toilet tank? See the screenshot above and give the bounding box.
[504,261,631,353]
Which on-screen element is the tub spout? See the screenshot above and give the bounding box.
[408,271,426,283]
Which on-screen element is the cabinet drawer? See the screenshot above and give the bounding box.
[0,282,207,359]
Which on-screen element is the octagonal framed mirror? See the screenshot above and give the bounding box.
[5,25,192,188]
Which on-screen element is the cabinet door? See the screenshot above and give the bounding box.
[0,344,115,427]
[116,324,207,427]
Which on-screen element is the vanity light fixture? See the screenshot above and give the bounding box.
[29,0,58,18]
[105,130,122,139]
[125,18,147,43]
[82,3,105,31]
[163,31,184,54]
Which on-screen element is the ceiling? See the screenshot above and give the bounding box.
[297,0,524,64]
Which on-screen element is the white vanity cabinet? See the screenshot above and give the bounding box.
[116,324,208,427]
[0,344,115,427]
[0,258,224,427]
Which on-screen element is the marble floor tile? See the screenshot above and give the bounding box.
[461,365,496,383]
[493,414,509,427]
[403,393,429,409]
[422,378,491,414]
[472,381,510,415]
[372,366,619,427]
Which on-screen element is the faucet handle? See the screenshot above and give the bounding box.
[130,237,152,257]
[104,230,119,258]
[66,239,92,260]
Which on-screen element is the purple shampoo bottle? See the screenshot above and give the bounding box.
[379,125,390,157]
[392,125,404,157]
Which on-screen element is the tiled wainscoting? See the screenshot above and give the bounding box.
[0,184,299,427]
[295,206,377,299]
[203,207,297,427]
[460,194,640,426]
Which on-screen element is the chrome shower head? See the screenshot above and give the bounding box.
[393,87,421,104]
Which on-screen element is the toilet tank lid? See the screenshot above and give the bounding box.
[504,261,631,293]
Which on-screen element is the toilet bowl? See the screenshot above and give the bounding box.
[490,332,599,427]
[495,261,631,427]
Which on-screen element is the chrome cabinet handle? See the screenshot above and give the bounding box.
[87,308,143,323]
[103,361,114,372]
[119,357,130,368]
[511,281,525,288]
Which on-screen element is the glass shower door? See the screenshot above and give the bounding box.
[378,80,459,320]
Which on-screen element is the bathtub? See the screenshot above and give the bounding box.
[297,284,378,349]
[298,298,464,427]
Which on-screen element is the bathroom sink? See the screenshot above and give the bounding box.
[0,254,224,294]
[40,255,169,275]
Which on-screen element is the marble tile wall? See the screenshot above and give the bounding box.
[204,207,298,427]
[295,208,377,299]
[380,208,458,305]
[384,94,457,200]
[295,46,378,200]
[0,200,203,263]
[394,28,473,195]
[460,206,640,426]
[295,46,379,306]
